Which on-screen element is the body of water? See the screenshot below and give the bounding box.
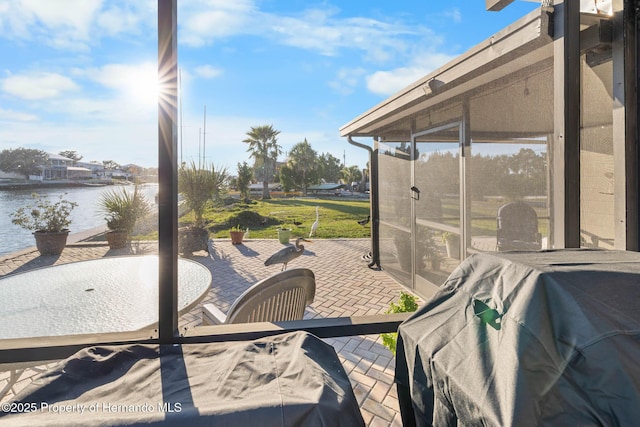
[0,183,158,257]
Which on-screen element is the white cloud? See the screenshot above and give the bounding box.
[76,62,160,110]
[21,0,102,36]
[0,0,155,50]
[366,68,425,97]
[0,0,102,50]
[179,2,432,64]
[366,52,457,96]
[83,63,155,90]
[271,11,420,62]
[443,8,462,24]
[0,108,38,122]
[179,0,256,46]
[0,64,158,125]
[1,72,79,100]
[328,67,366,95]
[96,1,155,36]
[0,1,31,39]
[194,65,223,79]
[0,1,451,170]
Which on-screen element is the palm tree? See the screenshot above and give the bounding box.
[288,138,318,195]
[243,125,282,199]
[341,165,362,190]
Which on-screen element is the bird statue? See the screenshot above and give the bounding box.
[264,237,311,271]
[244,227,249,239]
[357,215,370,226]
[309,206,319,238]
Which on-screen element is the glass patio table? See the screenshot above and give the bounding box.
[0,255,212,339]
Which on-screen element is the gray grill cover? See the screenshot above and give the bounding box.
[396,249,640,427]
[2,331,364,427]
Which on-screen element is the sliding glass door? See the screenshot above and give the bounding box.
[412,122,462,298]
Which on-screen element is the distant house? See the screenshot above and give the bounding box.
[122,164,146,179]
[107,169,129,180]
[78,161,107,178]
[38,153,103,181]
[0,170,22,180]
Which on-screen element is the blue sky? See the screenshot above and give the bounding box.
[0,0,539,172]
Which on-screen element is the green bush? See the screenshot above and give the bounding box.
[98,185,150,233]
[381,291,419,356]
[11,193,78,232]
[179,161,229,227]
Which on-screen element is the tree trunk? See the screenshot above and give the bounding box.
[302,170,307,196]
[262,180,270,199]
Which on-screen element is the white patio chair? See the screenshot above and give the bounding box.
[202,268,316,325]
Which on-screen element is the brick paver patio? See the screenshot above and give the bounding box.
[0,237,415,426]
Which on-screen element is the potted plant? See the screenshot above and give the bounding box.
[423,230,443,271]
[278,227,292,244]
[393,233,412,272]
[97,185,151,249]
[11,193,78,255]
[229,224,245,245]
[442,232,460,260]
[177,162,228,255]
[429,250,444,271]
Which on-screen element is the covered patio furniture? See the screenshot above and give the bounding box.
[1,331,365,426]
[202,268,316,325]
[395,249,640,426]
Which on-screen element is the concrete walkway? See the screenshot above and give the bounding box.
[0,238,413,426]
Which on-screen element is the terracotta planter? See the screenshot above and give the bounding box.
[33,230,69,256]
[106,230,129,249]
[230,230,244,245]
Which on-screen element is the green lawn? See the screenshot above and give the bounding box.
[186,198,372,239]
[132,196,549,242]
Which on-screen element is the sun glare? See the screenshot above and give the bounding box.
[127,67,161,107]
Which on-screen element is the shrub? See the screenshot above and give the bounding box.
[179,162,229,227]
[381,291,419,356]
[98,185,151,234]
[11,193,78,232]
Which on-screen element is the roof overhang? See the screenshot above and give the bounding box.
[341,6,614,141]
[340,7,554,139]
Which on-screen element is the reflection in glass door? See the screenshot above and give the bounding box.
[412,122,462,298]
[469,140,549,254]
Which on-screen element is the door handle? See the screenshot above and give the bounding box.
[410,186,420,200]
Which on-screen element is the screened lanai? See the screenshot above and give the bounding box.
[341,3,629,299]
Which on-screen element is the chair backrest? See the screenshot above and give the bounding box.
[496,202,541,251]
[225,268,316,324]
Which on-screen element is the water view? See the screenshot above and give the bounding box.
[0,183,158,257]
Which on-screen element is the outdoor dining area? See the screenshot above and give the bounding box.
[0,238,408,425]
[3,239,640,425]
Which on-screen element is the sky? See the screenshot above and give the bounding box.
[0,0,540,173]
